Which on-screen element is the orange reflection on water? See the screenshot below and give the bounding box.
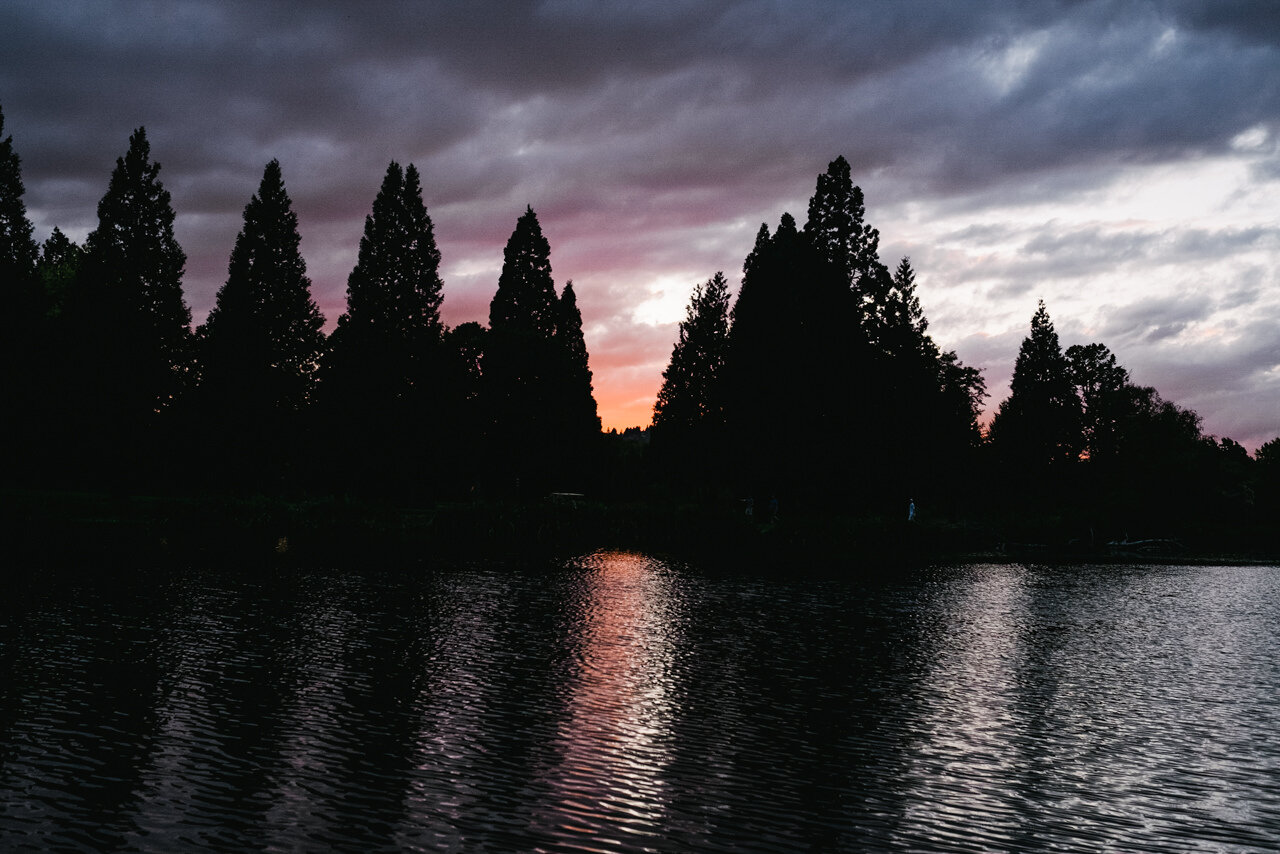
[538,550,682,846]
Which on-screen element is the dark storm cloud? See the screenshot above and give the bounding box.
[3,0,1278,437]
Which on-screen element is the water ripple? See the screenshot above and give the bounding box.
[2,560,1280,851]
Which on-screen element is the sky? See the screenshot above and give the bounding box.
[3,0,1278,449]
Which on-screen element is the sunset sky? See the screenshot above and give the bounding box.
[4,1,1278,449]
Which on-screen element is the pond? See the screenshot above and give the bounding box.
[2,555,1278,851]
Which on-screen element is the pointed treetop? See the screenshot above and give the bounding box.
[339,159,444,341]
[201,158,324,411]
[490,205,557,337]
[742,222,772,279]
[0,104,39,279]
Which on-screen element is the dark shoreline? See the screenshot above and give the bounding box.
[6,488,1277,570]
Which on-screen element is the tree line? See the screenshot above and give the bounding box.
[650,155,1277,547]
[0,111,598,499]
[2,108,1276,548]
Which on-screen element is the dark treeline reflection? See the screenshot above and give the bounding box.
[1,108,1276,549]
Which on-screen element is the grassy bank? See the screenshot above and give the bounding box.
[5,488,1275,569]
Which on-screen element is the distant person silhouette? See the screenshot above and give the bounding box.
[907,498,916,522]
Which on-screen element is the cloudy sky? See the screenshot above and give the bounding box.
[4,0,1278,449]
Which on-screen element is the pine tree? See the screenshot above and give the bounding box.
[653,272,732,487]
[198,159,324,487]
[489,206,558,337]
[37,228,82,318]
[655,272,731,434]
[803,155,880,288]
[483,207,577,493]
[82,127,193,413]
[0,106,38,287]
[725,211,856,504]
[325,163,444,403]
[323,161,448,493]
[332,162,443,352]
[555,280,601,437]
[0,106,44,483]
[990,301,1082,475]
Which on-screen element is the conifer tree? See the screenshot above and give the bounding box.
[990,301,1082,474]
[555,280,601,437]
[483,207,578,492]
[489,206,558,337]
[325,163,444,401]
[37,228,82,318]
[655,272,731,434]
[803,155,880,288]
[201,159,324,413]
[198,159,324,486]
[726,211,856,504]
[81,127,193,413]
[0,106,43,483]
[331,162,443,354]
[323,161,447,493]
[0,106,38,288]
[653,272,731,487]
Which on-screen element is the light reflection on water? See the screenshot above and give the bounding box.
[2,557,1279,851]
[534,552,678,848]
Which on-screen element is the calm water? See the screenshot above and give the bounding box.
[2,555,1279,852]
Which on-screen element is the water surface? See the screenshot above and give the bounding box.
[2,556,1278,851]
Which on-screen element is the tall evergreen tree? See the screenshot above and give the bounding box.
[198,159,324,487]
[990,301,1082,477]
[803,155,880,290]
[489,206,558,337]
[655,272,731,434]
[51,127,193,485]
[0,106,38,287]
[323,161,447,493]
[0,106,44,483]
[554,280,601,438]
[81,127,193,413]
[331,162,443,354]
[37,228,82,318]
[483,207,587,493]
[726,211,857,504]
[653,272,732,487]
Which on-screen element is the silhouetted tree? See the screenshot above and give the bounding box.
[1256,437,1280,535]
[322,161,445,493]
[489,206,558,337]
[1066,342,1130,461]
[197,159,324,488]
[37,228,82,318]
[653,272,731,488]
[483,207,571,493]
[84,128,193,406]
[554,280,602,439]
[803,155,881,295]
[0,106,38,288]
[0,106,44,483]
[727,212,857,505]
[57,127,193,484]
[990,301,1081,484]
